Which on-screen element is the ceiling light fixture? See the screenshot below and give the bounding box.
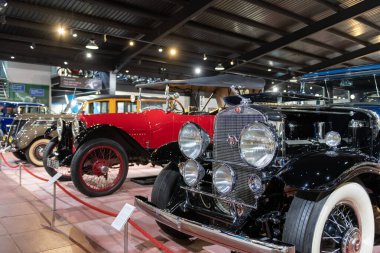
[86,52,92,58]
[86,39,99,50]
[169,48,177,56]
[129,40,135,46]
[57,26,65,35]
[103,34,107,43]
[30,43,35,50]
[125,70,129,73]
[158,47,163,53]
[215,63,225,71]
[70,29,77,38]
[64,61,68,65]
[194,67,202,75]
[10,55,14,59]
[268,68,272,72]
[203,53,207,61]
[230,59,234,65]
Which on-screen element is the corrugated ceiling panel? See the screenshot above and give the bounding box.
[115,0,179,16]
[334,19,376,38]
[194,12,279,42]
[339,0,364,8]
[360,6,380,24]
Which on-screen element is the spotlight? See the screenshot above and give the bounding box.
[203,53,207,61]
[268,68,272,72]
[70,29,77,38]
[230,59,234,65]
[215,63,224,71]
[10,55,14,59]
[86,52,92,58]
[194,67,202,75]
[86,39,99,50]
[129,40,135,46]
[30,43,35,50]
[169,48,177,56]
[125,70,129,73]
[103,34,107,42]
[57,26,65,35]
[64,61,68,65]
[158,47,163,53]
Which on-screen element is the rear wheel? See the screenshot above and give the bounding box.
[151,162,191,239]
[12,150,26,161]
[43,137,71,181]
[283,182,374,253]
[26,138,49,166]
[71,138,128,197]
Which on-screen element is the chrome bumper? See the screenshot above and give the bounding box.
[134,196,295,253]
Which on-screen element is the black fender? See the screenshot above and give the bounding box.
[151,142,185,166]
[76,124,150,163]
[44,124,57,138]
[277,150,379,192]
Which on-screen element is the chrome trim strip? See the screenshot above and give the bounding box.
[181,186,257,209]
[135,196,295,253]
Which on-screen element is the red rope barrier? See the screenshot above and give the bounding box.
[1,153,173,253]
[0,153,19,168]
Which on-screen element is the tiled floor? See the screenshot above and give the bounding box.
[0,152,379,253]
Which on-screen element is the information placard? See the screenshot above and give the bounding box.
[111,203,136,231]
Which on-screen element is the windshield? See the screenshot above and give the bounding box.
[302,75,380,104]
[17,106,47,114]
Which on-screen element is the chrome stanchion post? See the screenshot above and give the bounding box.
[53,182,57,211]
[18,163,21,185]
[124,222,129,252]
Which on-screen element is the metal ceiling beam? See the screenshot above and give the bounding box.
[5,17,127,46]
[82,0,167,21]
[313,0,380,32]
[115,0,218,73]
[185,21,329,61]
[7,0,151,35]
[301,42,380,73]
[0,33,119,55]
[225,0,380,71]
[242,0,370,46]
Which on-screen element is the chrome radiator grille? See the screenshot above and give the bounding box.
[213,107,266,206]
[8,120,27,137]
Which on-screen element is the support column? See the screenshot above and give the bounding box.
[109,71,116,95]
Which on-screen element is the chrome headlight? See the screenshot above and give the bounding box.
[325,131,341,147]
[56,118,63,141]
[178,122,210,159]
[72,118,80,139]
[182,159,205,187]
[213,164,236,195]
[240,122,277,169]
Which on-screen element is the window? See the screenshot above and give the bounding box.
[116,101,135,113]
[90,101,109,114]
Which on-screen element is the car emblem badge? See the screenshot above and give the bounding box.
[235,107,241,113]
[227,135,238,146]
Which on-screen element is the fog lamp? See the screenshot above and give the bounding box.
[325,131,341,147]
[213,164,236,195]
[248,174,264,194]
[182,159,205,187]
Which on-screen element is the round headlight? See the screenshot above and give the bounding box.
[178,122,210,159]
[325,131,341,147]
[213,164,236,195]
[72,118,80,139]
[240,122,277,169]
[182,159,205,187]
[56,118,64,141]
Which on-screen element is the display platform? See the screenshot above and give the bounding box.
[0,153,230,253]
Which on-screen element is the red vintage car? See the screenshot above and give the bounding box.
[49,74,265,197]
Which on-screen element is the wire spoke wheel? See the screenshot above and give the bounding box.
[321,203,360,253]
[79,145,124,192]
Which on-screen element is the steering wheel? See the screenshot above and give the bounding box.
[169,99,185,113]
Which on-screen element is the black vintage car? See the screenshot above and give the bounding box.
[135,64,380,253]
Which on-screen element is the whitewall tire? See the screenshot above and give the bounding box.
[283,182,374,253]
[26,138,49,167]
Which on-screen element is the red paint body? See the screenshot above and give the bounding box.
[79,109,214,149]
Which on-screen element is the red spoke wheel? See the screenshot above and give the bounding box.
[71,138,128,197]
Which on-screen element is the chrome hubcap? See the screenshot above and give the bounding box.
[100,165,109,174]
[342,227,361,253]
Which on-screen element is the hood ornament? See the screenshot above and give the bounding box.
[231,85,250,105]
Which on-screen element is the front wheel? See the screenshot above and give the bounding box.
[26,138,50,166]
[12,150,26,161]
[71,138,128,197]
[283,182,374,253]
[43,137,71,181]
[151,163,190,240]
